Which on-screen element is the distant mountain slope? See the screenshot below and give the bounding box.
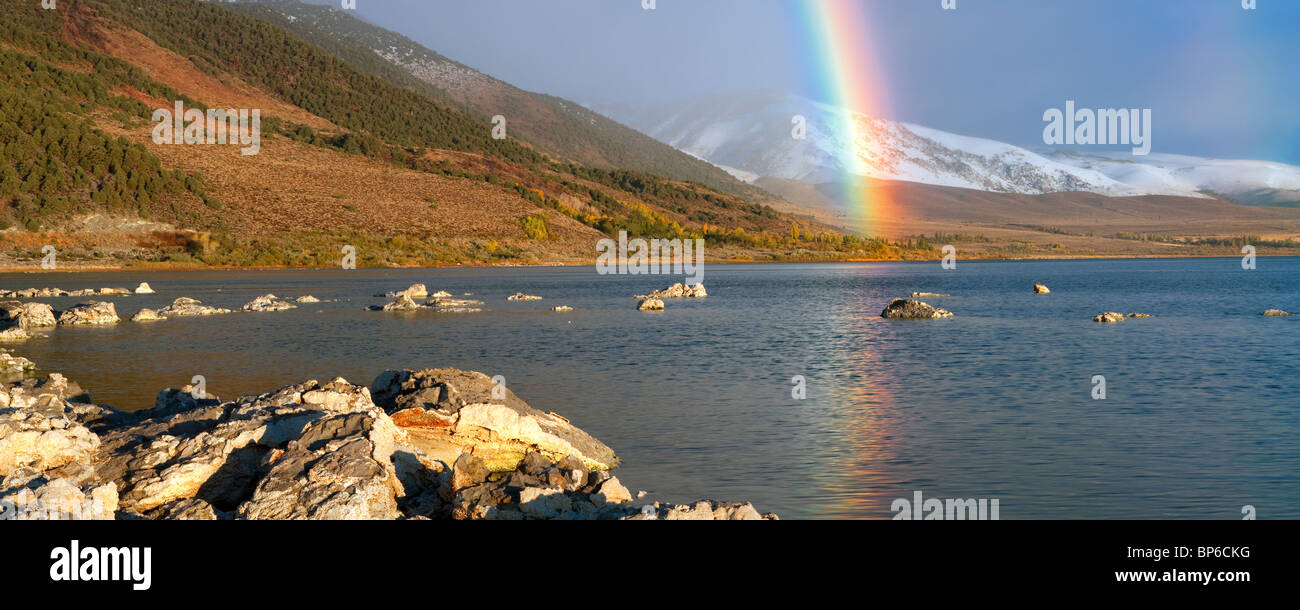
[601,90,1300,207]
[232,0,763,200]
[0,0,888,268]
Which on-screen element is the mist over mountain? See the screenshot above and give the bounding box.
[233,0,762,200]
[597,91,1300,208]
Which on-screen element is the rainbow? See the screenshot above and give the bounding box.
[790,0,895,233]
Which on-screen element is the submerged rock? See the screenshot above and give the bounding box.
[56,301,120,325]
[158,297,232,317]
[427,297,484,313]
[0,328,35,342]
[241,294,297,312]
[131,309,165,322]
[1034,283,1051,294]
[881,298,954,319]
[637,298,665,311]
[1261,309,1294,317]
[134,282,155,294]
[507,293,542,301]
[1093,312,1126,323]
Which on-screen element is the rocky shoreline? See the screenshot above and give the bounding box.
[0,368,777,521]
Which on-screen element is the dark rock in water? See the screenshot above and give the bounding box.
[881,298,954,319]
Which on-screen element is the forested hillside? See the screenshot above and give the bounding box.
[0,0,927,268]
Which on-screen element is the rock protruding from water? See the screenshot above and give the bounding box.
[241,294,297,312]
[1261,309,1294,317]
[881,298,954,319]
[158,297,232,317]
[380,294,421,311]
[0,369,773,520]
[507,293,542,301]
[0,350,35,374]
[134,283,155,294]
[1093,312,1126,323]
[552,306,573,312]
[636,283,707,299]
[447,449,776,521]
[1034,283,1051,294]
[56,301,120,326]
[0,302,57,329]
[377,284,428,299]
[131,309,165,322]
[295,295,320,303]
[1127,313,1152,318]
[911,292,950,298]
[0,328,35,342]
[371,368,619,472]
[638,298,665,311]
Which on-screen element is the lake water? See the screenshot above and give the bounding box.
[4,258,1297,519]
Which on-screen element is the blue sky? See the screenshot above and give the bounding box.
[315,0,1299,164]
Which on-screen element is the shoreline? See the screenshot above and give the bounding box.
[0,252,1289,274]
[0,367,777,521]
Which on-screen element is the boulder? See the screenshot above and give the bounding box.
[1093,312,1126,323]
[0,351,35,374]
[241,294,297,312]
[371,368,619,472]
[134,282,155,294]
[0,328,34,342]
[378,284,428,299]
[638,298,664,311]
[636,282,707,299]
[881,298,954,319]
[0,302,57,328]
[1034,283,1051,294]
[0,477,118,520]
[380,294,421,311]
[56,301,120,325]
[158,297,232,317]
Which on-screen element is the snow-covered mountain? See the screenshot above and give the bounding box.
[596,91,1300,207]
